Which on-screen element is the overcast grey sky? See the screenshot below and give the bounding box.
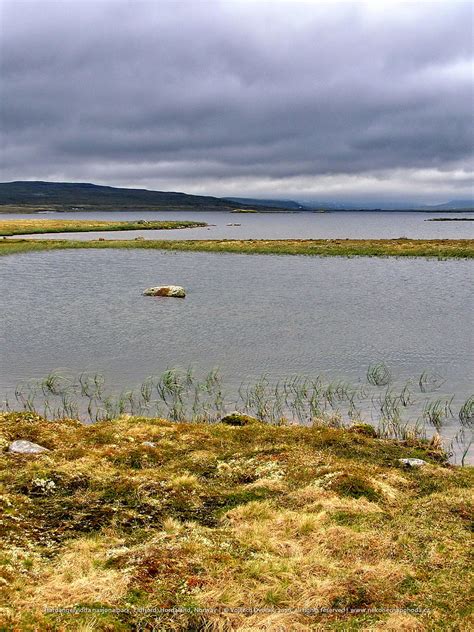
[0,0,473,203]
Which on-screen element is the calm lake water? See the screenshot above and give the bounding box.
[3,210,474,240]
[1,248,472,457]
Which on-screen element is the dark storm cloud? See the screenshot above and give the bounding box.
[0,0,472,200]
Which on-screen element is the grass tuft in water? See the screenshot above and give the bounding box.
[367,363,391,386]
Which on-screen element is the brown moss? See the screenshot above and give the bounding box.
[0,412,472,630]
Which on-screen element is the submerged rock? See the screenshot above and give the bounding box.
[220,411,260,426]
[8,440,49,454]
[143,286,186,298]
[398,458,428,468]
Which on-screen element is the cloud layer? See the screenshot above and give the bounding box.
[1,0,473,202]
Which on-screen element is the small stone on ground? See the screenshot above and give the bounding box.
[398,458,427,467]
[8,440,49,454]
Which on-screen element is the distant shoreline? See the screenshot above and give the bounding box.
[1,205,473,215]
[425,217,474,222]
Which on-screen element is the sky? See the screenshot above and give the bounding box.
[0,0,473,204]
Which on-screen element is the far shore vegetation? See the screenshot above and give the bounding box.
[1,236,473,258]
[425,217,474,221]
[0,218,206,237]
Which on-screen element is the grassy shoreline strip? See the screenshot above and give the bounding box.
[0,219,207,236]
[1,237,473,258]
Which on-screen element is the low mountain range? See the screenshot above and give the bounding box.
[0,181,280,213]
[419,199,474,210]
[0,181,472,212]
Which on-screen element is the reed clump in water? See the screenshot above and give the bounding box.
[3,366,472,463]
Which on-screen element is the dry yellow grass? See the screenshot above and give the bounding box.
[25,535,131,608]
[0,411,472,630]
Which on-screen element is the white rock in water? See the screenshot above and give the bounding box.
[8,440,49,454]
[143,286,186,298]
[398,458,427,467]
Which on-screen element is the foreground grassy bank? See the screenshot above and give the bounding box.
[1,237,473,258]
[0,412,472,630]
[0,219,206,237]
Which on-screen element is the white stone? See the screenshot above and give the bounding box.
[8,440,49,454]
[398,458,427,467]
[143,286,186,298]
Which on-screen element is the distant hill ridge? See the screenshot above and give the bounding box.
[224,196,304,209]
[0,181,472,212]
[0,181,277,212]
[421,199,474,210]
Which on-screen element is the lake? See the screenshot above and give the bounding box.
[2,209,474,240]
[1,247,472,459]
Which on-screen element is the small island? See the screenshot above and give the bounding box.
[1,235,473,258]
[0,218,207,237]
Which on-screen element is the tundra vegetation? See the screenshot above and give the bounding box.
[0,407,472,631]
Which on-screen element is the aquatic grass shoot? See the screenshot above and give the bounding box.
[458,395,474,427]
[450,395,474,465]
[367,363,391,386]
[422,396,454,432]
